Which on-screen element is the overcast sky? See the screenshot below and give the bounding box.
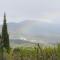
[0,0,60,24]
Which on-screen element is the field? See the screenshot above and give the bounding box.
[0,43,60,60]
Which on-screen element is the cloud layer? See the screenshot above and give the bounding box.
[0,0,60,24]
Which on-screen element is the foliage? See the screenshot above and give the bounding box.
[2,13,10,53]
[0,44,59,60]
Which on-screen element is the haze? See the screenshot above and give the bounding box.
[0,0,60,24]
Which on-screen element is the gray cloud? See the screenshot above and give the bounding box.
[0,0,60,23]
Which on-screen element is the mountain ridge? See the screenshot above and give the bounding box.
[0,20,60,44]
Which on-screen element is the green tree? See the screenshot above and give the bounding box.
[2,13,10,53]
[0,35,4,60]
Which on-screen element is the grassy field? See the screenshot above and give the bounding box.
[0,43,60,60]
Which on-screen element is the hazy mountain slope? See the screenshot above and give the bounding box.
[0,20,60,44]
[10,39,35,48]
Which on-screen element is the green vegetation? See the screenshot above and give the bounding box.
[2,13,10,53]
[0,43,59,60]
[0,13,60,60]
[0,13,10,60]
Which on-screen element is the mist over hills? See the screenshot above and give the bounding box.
[0,20,60,44]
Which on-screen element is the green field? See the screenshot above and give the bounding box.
[0,43,60,60]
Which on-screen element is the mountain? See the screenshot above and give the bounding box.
[10,39,35,48]
[0,20,60,44]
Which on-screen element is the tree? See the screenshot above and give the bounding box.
[2,13,10,53]
[0,35,4,60]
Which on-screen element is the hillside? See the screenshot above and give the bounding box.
[0,20,60,44]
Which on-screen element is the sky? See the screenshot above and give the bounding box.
[0,0,60,24]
